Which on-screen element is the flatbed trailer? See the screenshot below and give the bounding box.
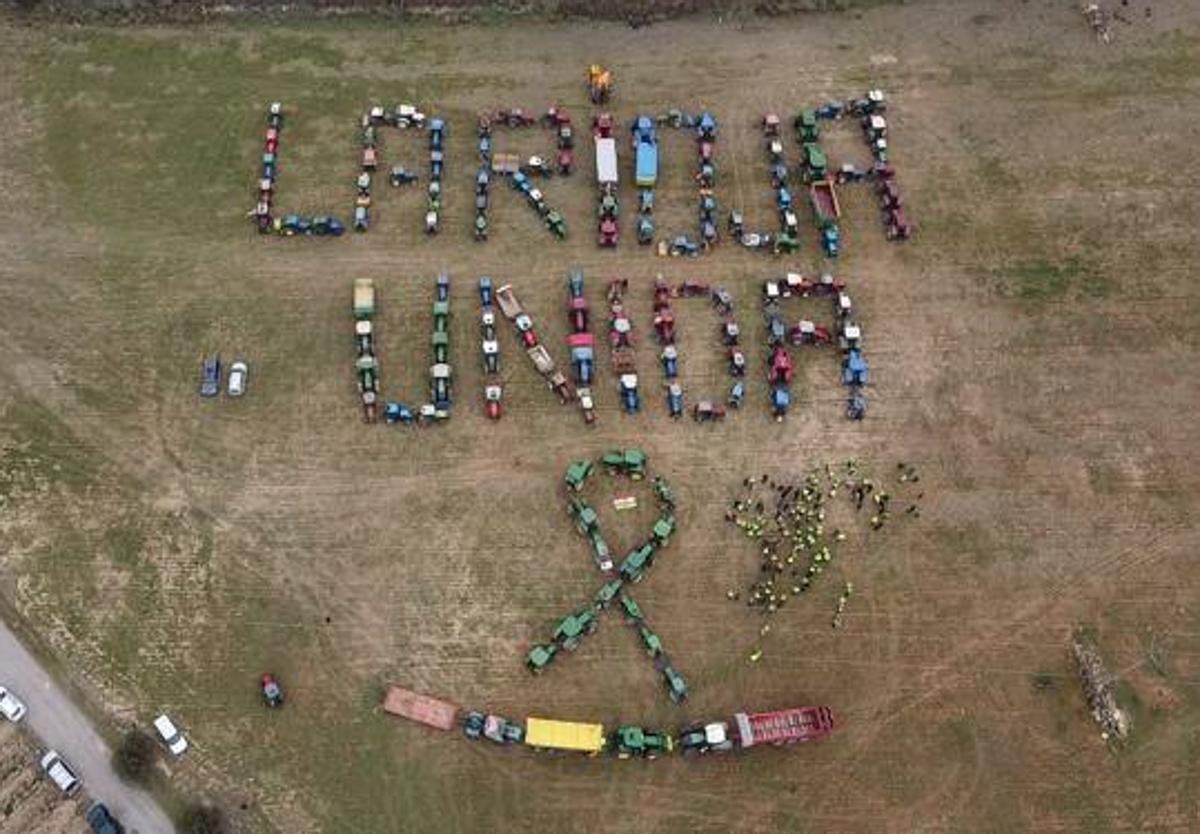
[595,137,618,186]
[381,685,459,731]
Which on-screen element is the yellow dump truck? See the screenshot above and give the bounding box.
[523,717,605,754]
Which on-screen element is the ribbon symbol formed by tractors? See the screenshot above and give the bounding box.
[525,449,688,704]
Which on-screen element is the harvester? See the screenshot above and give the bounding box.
[587,64,613,104]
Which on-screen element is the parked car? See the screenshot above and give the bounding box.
[0,686,27,722]
[39,750,81,796]
[199,355,221,397]
[153,713,189,756]
[85,802,125,834]
[227,360,248,397]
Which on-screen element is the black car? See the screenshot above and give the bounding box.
[86,802,125,834]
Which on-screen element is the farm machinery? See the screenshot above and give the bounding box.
[479,277,503,420]
[587,64,613,104]
[564,270,597,423]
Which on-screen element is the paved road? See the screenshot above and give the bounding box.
[0,623,175,833]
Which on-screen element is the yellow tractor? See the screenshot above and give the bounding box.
[587,64,613,104]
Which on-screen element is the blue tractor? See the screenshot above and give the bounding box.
[822,224,841,257]
[667,382,684,418]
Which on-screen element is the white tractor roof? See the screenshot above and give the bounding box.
[355,320,372,335]
[845,325,861,340]
[483,340,499,354]
[705,723,729,744]
[431,363,451,378]
[870,115,887,131]
[620,373,639,388]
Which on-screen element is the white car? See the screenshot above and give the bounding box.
[0,686,27,722]
[227,361,248,397]
[153,713,189,756]
[39,750,81,795]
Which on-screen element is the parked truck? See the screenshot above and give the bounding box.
[381,685,459,731]
[632,116,658,187]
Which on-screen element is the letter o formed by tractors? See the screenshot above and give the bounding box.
[526,449,688,705]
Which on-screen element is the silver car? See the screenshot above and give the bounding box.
[0,686,26,722]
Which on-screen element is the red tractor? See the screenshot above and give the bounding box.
[485,385,503,420]
[598,217,619,247]
[261,673,284,708]
[568,295,589,333]
[693,400,727,422]
[762,113,781,136]
[592,112,615,138]
[790,320,832,346]
[885,207,911,240]
[557,149,575,175]
[877,179,902,210]
[653,279,672,310]
[653,311,676,345]
[769,347,793,385]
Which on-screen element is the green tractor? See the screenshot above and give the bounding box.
[589,529,613,572]
[639,625,663,658]
[546,210,567,239]
[663,666,688,704]
[603,448,647,479]
[570,498,599,535]
[619,542,657,583]
[612,725,674,759]
[565,459,594,491]
[594,580,623,609]
[526,643,558,674]
[774,233,800,255]
[652,476,675,508]
[619,593,644,623]
[795,109,819,143]
[553,609,598,650]
[433,300,450,332]
[652,515,675,546]
[431,330,449,364]
[801,143,827,182]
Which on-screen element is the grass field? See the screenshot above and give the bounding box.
[1,1,1199,831]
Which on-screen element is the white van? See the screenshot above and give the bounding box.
[39,750,81,796]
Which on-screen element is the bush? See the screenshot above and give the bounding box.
[179,804,229,834]
[112,729,156,783]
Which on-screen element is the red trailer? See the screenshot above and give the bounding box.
[733,706,834,747]
[809,178,841,227]
[382,685,458,731]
